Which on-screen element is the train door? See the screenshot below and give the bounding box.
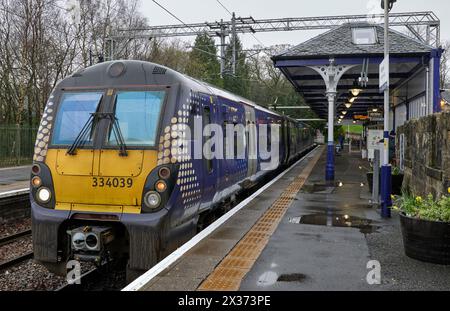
[244,105,257,178]
[201,95,218,204]
[282,118,289,165]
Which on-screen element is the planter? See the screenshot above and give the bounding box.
[367,171,403,195]
[391,174,404,195]
[366,172,380,194]
[400,213,450,265]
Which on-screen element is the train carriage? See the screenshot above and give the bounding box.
[30,60,314,282]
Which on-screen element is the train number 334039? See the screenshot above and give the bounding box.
[92,177,133,188]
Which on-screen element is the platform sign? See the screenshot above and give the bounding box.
[367,130,384,160]
[379,56,389,93]
[368,111,383,122]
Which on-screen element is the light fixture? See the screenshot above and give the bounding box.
[37,187,52,204]
[353,120,357,124]
[350,80,363,97]
[372,108,378,112]
[144,191,161,210]
[349,97,357,103]
[345,103,352,109]
[155,180,168,193]
[342,111,347,115]
[32,177,42,188]
[441,99,447,109]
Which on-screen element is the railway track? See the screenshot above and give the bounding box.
[0,229,33,271]
[0,190,33,272]
[0,229,32,247]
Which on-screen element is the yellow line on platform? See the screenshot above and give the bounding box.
[197,146,324,291]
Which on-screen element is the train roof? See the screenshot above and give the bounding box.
[58,60,304,124]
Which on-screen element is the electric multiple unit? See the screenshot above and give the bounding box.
[30,60,315,282]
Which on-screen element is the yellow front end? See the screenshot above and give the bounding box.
[46,149,158,215]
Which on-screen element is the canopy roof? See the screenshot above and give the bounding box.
[273,23,435,119]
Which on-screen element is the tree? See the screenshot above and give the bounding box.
[223,35,250,98]
[186,33,222,87]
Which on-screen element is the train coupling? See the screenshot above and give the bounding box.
[67,226,115,263]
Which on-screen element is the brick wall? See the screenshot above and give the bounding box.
[397,112,450,197]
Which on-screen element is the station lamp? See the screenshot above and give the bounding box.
[372,107,379,112]
[345,103,352,109]
[381,0,397,11]
[349,96,357,104]
[350,80,363,97]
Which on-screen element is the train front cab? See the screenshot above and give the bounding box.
[31,78,184,277]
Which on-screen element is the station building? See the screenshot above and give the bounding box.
[272,22,443,180]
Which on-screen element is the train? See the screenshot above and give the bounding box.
[30,60,315,282]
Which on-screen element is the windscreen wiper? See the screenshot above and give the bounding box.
[67,113,96,156]
[67,112,128,157]
[106,113,128,157]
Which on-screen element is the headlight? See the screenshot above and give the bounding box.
[31,177,42,188]
[155,180,167,193]
[37,187,52,203]
[144,191,161,209]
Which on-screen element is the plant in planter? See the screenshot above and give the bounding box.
[392,193,450,265]
[391,167,404,196]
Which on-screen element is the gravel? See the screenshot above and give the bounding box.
[0,218,31,238]
[365,212,450,291]
[0,260,66,291]
[0,236,32,262]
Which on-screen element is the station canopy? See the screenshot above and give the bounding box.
[272,23,435,120]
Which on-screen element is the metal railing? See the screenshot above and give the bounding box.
[0,125,38,168]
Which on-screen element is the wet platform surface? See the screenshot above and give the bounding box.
[240,148,450,291]
[0,166,30,193]
[136,146,450,291]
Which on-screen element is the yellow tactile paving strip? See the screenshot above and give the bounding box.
[198,147,324,291]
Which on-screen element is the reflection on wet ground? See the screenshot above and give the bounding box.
[277,273,307,283]
[289,213,380,234]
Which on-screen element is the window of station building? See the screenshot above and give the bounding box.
[352,27,378,45]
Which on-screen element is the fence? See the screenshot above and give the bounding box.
[0,125,38,168]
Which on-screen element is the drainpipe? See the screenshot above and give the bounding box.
[426,67,430,115]
[431,48,443,113]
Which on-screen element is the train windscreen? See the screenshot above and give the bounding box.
[51,92,103,146]
[107,91,165,147]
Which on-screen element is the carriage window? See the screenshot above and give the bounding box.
[52,92,103,145]
[108,91,165,147]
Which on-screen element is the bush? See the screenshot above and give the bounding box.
[393,193,450,222]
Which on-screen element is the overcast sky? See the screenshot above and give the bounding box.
[139,0,449,49]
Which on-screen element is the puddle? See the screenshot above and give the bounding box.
[301,184,334,194]
[277,273,307,283]
[293,214,380,234]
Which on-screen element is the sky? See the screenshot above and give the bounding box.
[139,0,449,49]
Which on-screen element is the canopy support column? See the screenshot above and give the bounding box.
[309,59,356,183]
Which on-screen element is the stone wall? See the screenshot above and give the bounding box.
[397,112,450,197]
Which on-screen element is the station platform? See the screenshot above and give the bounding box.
[126,147,449,291]
[0,166,30,195]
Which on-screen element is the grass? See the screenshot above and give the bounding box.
[345,125,363,135]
